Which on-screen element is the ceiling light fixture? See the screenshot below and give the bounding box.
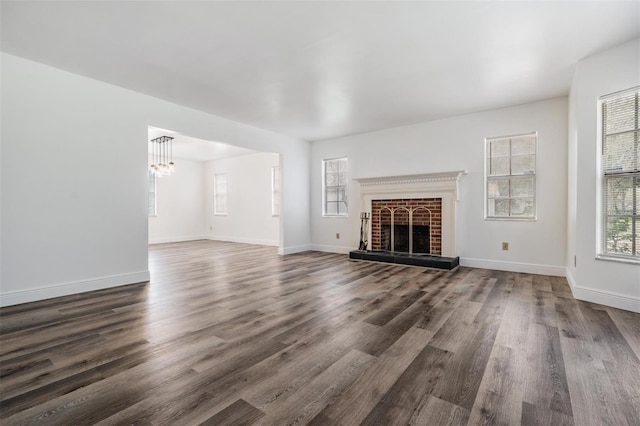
[149,135,175,177]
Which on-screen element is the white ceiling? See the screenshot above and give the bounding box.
[148,127,259,162]
[2,1,639,142]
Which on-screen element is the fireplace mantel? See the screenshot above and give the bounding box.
[355,170,466,257]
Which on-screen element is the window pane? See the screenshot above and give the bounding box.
[490,139,510,157]
[606,176,634,215]
[511,198,534,217]
[511,136,536,155]
[635,218,639,256]
[326,172,339,186]
[490,157,510,176]
[326,202,338,215]
[488,179,510,197]
[325,159,338,173]
[604,91,637,134]
[511,177,535,197]
[604,132,637,173]
[339,172,347,186]
[338,188,347,202]
[606,217,633,255]
[512,154,535,175]
[488,199,510,217]
[326,187,338,202]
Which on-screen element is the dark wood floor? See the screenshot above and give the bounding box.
[1,241,639,425]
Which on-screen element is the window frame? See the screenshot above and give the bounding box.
[213,173,228,216]
[148,170,157,217]
[598,87,640,262]
[271,165,281,217]
[322,157,348,217]
[484,132,537,221]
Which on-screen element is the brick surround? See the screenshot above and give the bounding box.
[371,198,442,255]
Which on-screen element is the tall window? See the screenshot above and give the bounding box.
[323,157,348,216]
[601,87,639,259]
[271,166,281,216]
[148,171,157,217]
[485,133,536,219]
[214,173,228,215]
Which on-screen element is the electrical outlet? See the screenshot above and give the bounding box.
[574,255,577,267]
[502,242,509,251]
[336,233,340,239]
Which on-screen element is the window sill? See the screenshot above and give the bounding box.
[484,216,537,222]
[214,213,228,217]
[322,215,349,218]
[596,254,640,266]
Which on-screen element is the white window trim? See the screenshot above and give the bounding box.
[322,157,348,217]
[597,86,640,263]
[148,171,157,217]
[213,173,228,216]
[484,132,537,221]
[271,165,281,217]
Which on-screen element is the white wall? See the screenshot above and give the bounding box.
[148,157,207,244]
[204,152,280,246]
[1,53,310,306]
[567,38,640,313]
[310,97,568,276]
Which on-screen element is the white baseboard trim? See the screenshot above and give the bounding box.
[208,235,279,247]
[0,270,150,307]
[460,258,565,277]
[310,244,352,254]
[566,268,640,313]
[278,244,312,255]
[149,235,209,245]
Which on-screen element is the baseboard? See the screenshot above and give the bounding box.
[278,244,312,255]
[310,244,352,254]
[149,235,209,244]
[208,235,279,247]
[460,258,565,277]
[0,270,150,307]
[565,268,639,313]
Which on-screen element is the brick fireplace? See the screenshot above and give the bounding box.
[354,171,466,258]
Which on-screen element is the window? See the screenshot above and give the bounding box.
[485,133,536,219]
[601,87,639,259]
[271,166,281,216]
[214,173,228,215]
[148,171,157,217]
[323,157,348,216]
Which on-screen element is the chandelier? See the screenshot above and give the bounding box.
[149,135,175,177]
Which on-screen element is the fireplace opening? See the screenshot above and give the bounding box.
[381,225,430,253]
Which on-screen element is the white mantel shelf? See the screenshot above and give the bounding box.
[354,170,467,186]
[355,170,467,257]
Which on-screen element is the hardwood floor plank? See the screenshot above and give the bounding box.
[360,344,452,425]
[467,345,524,425]
[198,399,264,426]
[522,323,573,417]
[409,395,469,426]
[312,327,432,425]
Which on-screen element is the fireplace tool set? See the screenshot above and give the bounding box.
[358,212,370,250]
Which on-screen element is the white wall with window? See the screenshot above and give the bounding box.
[213,173,228,215]
[205,152,280,246]
[322,157,348,217]
[485,133,536,219]
[568,37,639,312]
[310,97,567,272]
